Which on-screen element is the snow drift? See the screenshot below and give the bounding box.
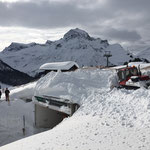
[1,68,150,150]
[34,69,112,104]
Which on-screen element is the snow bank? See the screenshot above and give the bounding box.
[1,81,36,101]
[1,69,150,150]
[34,69,112,104]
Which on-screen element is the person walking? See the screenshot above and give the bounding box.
[0,89,2,99]
[5,88,10,101]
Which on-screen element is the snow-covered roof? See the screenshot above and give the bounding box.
[39,61,79,71]
[110,62,150,70]
[128,62,150,69]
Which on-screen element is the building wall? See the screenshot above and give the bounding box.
[34,104,65,128]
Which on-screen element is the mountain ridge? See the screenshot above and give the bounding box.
[0,59,34,86]
[137,47,150,61]
[0,28,141,77]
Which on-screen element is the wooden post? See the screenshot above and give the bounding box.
[22,115,25,135]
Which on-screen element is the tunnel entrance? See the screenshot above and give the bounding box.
[34,104,69,128]
[33,96,79,128]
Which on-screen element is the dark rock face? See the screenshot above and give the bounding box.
[45,40,53,45]
[63,28,95,41]
[0,60,33,86]
[129,57,149,63]
[124,57,149,65]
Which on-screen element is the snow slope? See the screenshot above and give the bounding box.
[0,81,46,147]
[0,28,132,76]
[1,68,150,150]
[0,59,33,86]
[0,100,34,146]
[0,99,47,147]
[137,47,150,61]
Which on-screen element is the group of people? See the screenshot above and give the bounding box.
[0,88,10,101]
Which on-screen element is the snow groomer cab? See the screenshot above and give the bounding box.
[116,65,150,89]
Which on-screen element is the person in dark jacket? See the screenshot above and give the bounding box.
[0,89,2,99]
[5,88,10,101]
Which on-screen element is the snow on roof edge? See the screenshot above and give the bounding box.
[39,61,79,70]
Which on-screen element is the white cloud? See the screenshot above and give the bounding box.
[0,26,71,51]
[0,0,150,51]
[0,0,28,2]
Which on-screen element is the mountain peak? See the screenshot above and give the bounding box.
[45,40,53,45]
[63,28,94,41]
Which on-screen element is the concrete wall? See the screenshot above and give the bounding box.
[35,104,66,128]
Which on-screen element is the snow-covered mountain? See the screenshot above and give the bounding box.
[0,28,133,77]
[0,59,33,86]
[137,47,150,62]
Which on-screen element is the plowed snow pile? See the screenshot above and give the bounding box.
[1,69,150,150]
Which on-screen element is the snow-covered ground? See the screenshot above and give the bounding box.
[0,100,46,147]
[1,68,150,149]
[2,81,36,101]
[0,81,46,147]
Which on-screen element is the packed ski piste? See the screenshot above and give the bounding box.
[0,62,150,150]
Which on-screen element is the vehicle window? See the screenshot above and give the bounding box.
[130,68,138,76]
[126,70,130,78]
[122,71,125,80]
[118,71,125,81]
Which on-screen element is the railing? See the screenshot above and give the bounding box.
[34,95,79,115]
[35,96,69,107]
